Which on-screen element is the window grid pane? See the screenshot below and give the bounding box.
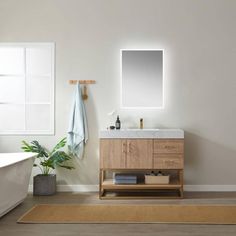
[0,43,54,135]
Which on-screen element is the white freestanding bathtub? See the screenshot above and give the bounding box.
[0,152,36,217]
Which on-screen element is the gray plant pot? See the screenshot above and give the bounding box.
[33,174,56,196]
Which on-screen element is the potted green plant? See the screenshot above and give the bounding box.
[22,137,74,196]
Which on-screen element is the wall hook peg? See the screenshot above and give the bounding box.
[69,80,96,100]
[82,85,88,100]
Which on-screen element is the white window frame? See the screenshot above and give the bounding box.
[0,42,55,135]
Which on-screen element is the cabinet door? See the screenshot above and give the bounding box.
[100,139,126,169]
[126,139,153,169]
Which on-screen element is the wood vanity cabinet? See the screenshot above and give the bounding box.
[100,139,153,169]
[99,136,184,199]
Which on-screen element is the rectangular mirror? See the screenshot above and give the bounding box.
[121,49,164,109]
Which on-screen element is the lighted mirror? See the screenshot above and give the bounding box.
[121,49,164,109]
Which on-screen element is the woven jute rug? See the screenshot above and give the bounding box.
[17,204,236,224]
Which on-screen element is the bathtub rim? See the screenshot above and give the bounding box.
[0,152,36,168]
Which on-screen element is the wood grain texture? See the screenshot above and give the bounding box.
[153,154,184,169]
[102,179,181,190]
[126,139,153,169]
[154,139,184,154]
[99,138,184,199]
[100,139,126,169]
[69,80,96,84]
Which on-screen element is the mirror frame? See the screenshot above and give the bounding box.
[120,49,164,109]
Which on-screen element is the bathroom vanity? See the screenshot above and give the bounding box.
[99,129,184,199]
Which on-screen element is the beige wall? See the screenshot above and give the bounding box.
[0,0,236,187]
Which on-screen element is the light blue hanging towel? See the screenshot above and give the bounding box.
[67,84,88,159]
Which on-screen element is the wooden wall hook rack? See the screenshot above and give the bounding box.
[69,80,96,100]
[69,80,96,85]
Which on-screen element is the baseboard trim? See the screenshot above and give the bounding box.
[28,184,236,193]
[184,185,236,192]
[28,184,99,193]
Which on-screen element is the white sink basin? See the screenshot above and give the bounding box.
[99,129,184,139]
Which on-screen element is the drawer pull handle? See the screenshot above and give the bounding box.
[122,143,127,153]
[164,145,175,149]
[164,160,176,165]
[128,142,132,153]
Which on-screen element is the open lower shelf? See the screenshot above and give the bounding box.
[100,190,182,199]
[99,169,184,199]
[102,179,181,190]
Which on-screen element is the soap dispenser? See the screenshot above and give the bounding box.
[115,116,121,130]
[140,118,143,129]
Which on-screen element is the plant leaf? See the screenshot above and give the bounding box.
[58,165,74,170]
[22,140,48,157]
[21,141,34,152]
[30,141,49,157]
[49,151,74,170]
[51,137,67,154]
[21,138,74,173]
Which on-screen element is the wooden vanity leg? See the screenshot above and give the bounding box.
[99,169,105,199]
[179,170,184,198]
[99,170,102,198]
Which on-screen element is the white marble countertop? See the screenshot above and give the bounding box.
[99,129,184,139]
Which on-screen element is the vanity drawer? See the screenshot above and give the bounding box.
[153,154,183,169]
[154,140,184,154]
